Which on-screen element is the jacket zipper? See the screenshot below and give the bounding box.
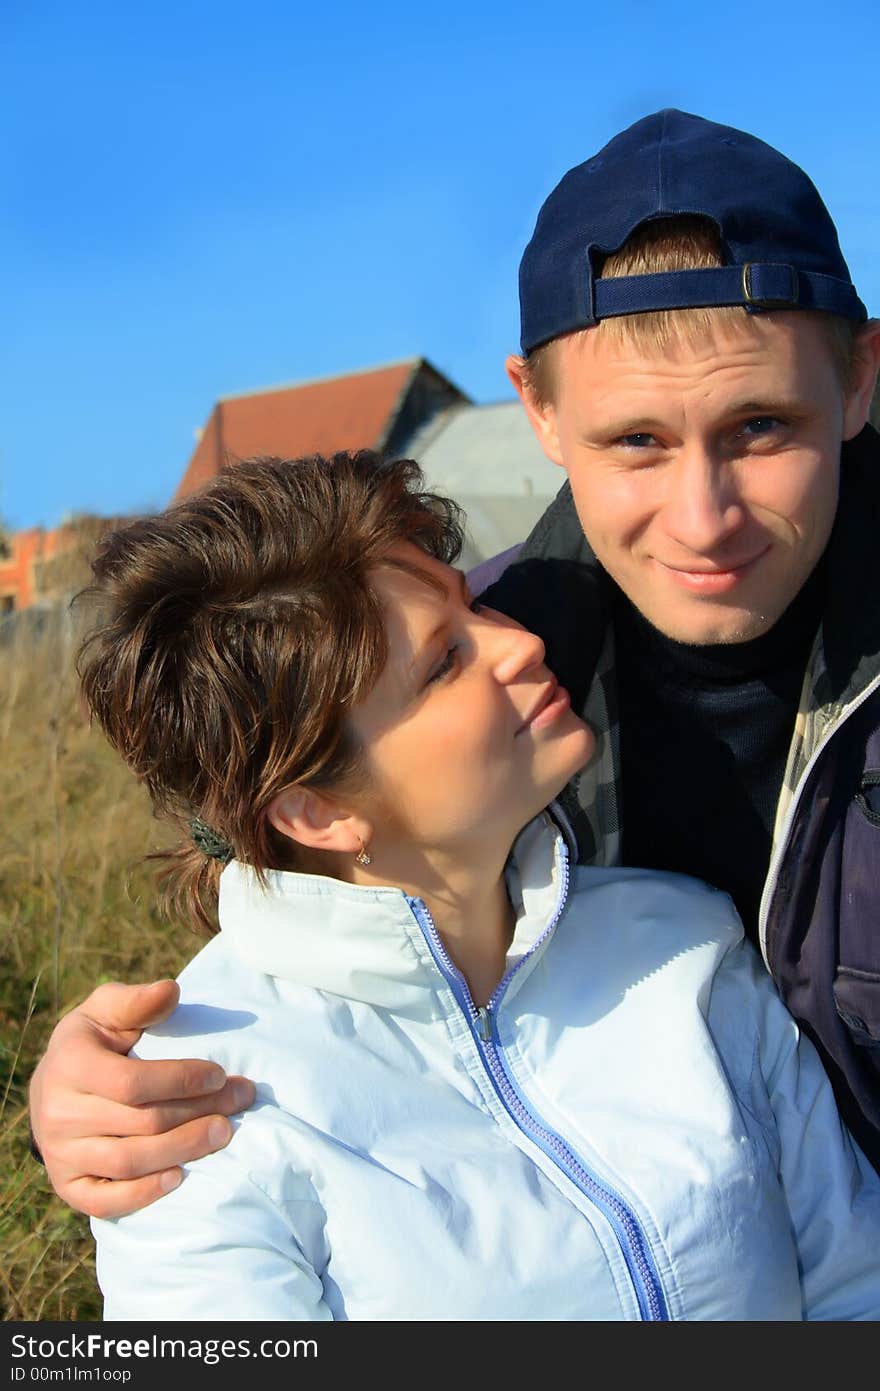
[407,843,668,1322]
[758,671,880,969]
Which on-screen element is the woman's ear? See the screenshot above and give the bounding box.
[267,786,371,857]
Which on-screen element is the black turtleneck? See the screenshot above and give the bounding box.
[614,554,828,944]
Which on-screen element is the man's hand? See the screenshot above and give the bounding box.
[29,980,256,1219]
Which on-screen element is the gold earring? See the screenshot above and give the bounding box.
[355,837,372,867]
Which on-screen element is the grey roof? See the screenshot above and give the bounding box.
[407,400,560,497]
[405,400,562,562]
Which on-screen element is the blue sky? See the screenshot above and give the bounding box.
[3,0,879,529]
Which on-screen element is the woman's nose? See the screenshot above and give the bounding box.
[485,611,546,683]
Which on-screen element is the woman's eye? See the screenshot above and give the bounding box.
[427,647,459,685]
[424,593,482,686]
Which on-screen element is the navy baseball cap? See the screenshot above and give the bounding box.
[519,109,866,355]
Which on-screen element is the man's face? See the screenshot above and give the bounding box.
[511,313,869,645]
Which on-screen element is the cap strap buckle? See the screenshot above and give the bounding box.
[741,262,800,309]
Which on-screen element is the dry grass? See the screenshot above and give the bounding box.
[0,608,202,1320]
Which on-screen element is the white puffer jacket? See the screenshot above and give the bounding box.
[92,813,880,1320]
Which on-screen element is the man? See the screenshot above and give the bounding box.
[29,110,880,1215]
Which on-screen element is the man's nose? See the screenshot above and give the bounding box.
[661,446,746,553]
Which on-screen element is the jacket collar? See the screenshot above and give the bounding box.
[816,425,880,704]
[217,812,569,1009]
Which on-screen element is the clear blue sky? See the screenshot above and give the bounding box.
[3,0,879,529]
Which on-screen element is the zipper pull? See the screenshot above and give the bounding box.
[477,1006,493,1042]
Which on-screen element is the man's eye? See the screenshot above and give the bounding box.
[616,433,658,449]
[740,416,783,437]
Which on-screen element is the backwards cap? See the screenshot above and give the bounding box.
[518,108,866,355]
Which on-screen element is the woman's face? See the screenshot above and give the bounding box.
[347,544,595,861]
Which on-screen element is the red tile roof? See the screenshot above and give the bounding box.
[175,360,420,501]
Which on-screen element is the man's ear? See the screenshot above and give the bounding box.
[267,785,371,857]
[842,320,880,440]
[505,353,565,467]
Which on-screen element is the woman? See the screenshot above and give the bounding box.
[82,450,880,1321]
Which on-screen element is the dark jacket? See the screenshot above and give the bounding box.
[479,424,880,1169]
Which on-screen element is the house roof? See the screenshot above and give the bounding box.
[175,358,463,501]
[406,400,563,564]
[408,400,560,499]
[171,361,561,563]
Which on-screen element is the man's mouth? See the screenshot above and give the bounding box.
[654,548,770,594]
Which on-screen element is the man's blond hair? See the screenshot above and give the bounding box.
[522,216,858,406]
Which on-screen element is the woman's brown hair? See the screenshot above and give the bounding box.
[77,451,464,931]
